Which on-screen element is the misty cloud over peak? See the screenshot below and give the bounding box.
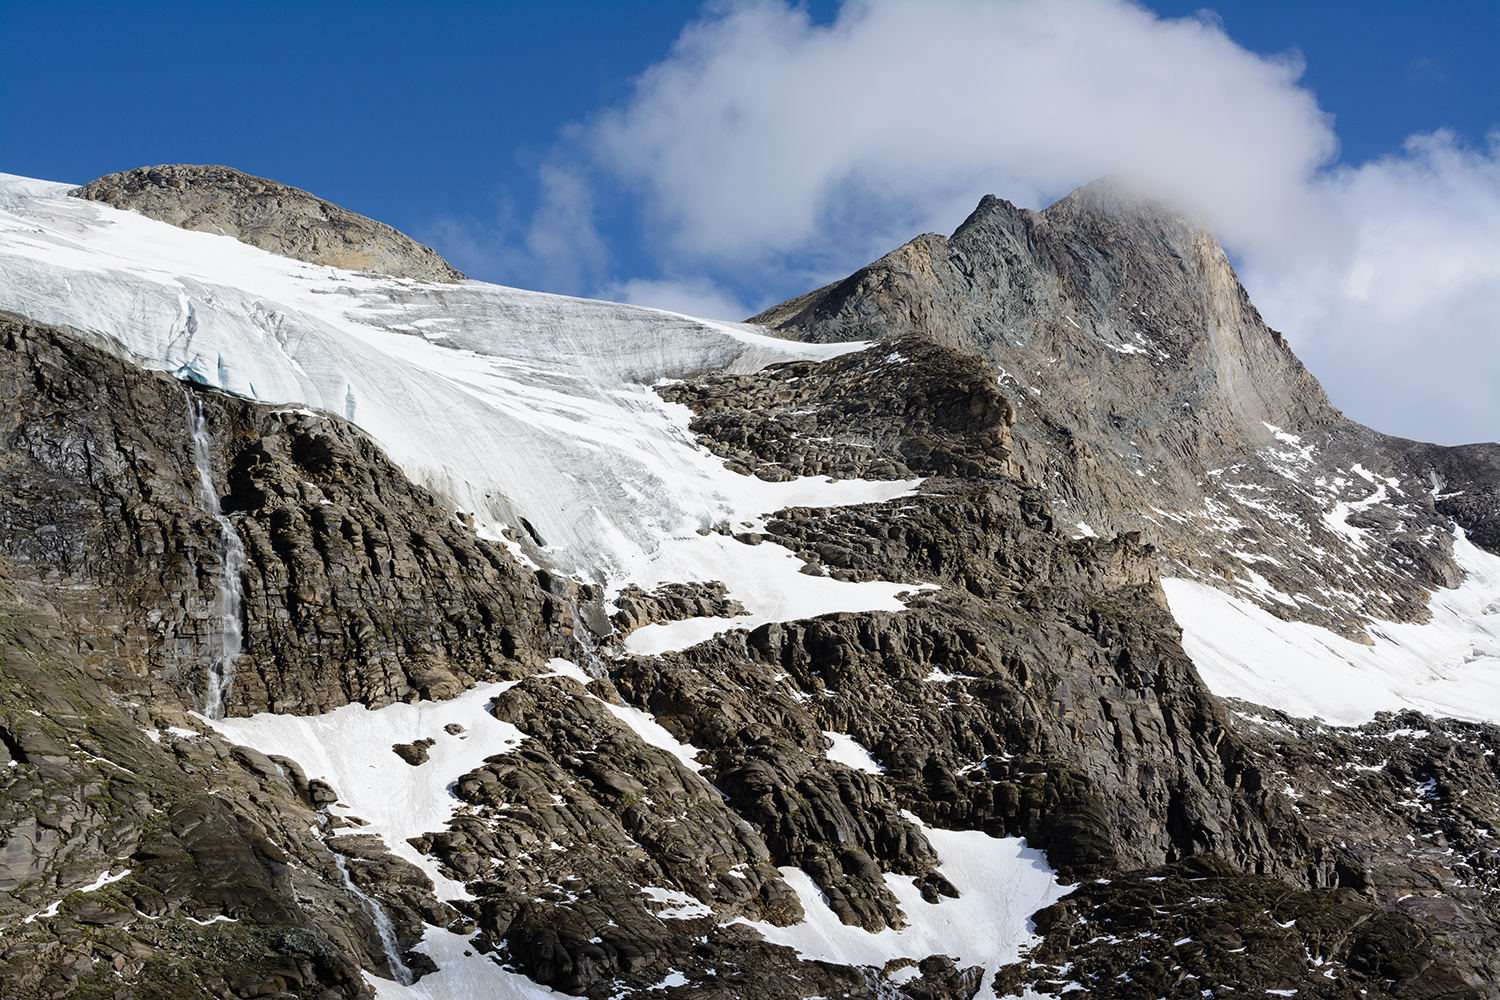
[447,0,1498,445]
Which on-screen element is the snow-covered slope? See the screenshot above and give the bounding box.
[0,173,920,617]
[1164,530,1500,726]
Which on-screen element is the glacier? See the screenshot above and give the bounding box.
[0,172,923,627]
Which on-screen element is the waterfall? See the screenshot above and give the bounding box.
[334,854,415,986]
[186,396,247,720]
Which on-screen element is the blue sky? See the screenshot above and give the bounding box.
[2,1,1497,443]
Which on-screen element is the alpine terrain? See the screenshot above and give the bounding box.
[0,164,1497,1000]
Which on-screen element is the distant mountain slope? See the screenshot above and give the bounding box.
[72,164,466,283]
[752,181,1500,643]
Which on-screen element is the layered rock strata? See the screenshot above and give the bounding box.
[2,161,1498,1000]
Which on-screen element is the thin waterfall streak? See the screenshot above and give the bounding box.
[186,395,246,720]
[334,854,414,986]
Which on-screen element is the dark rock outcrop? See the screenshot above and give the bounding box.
[0,575,427,999]
[0,315,561,718]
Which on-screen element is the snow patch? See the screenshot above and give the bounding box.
[206,681,526,900]
[364,925,569,1000]
[623,533,934,656]
[733,818,1066,1000]
[823,731,884,774]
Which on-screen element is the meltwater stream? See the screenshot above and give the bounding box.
[334,854,415,986]
[187,395,247,720]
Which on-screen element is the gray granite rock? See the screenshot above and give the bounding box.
[71,164,465,282]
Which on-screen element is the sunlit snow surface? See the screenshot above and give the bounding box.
[208,681,526,902]
[1165,532,1500,725]
[734,814,1067,1000]
[0,173,916,609]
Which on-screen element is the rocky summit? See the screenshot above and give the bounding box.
[0,166,1496,1000]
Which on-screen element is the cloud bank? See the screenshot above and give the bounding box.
[456,0,1499,445]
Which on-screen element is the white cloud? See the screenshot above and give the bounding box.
[572,0,1498,445]
[1240,131,1500,443]
[419,163,607,296]
[587,0,1333,266]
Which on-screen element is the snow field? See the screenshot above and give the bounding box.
[823,730,885,774]
[621,527,933,656]
[1165,531,1500,726]
[207,681,526,901]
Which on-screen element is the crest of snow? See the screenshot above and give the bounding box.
[0,174,878,598]
[1164,531,1500,725]
[732,816,1066,1000]
[1071,521,1098,539]
[206,681,526,900]
[823,731,884,774]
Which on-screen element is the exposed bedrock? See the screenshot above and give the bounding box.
[0,576,436,999]
[0,315,562,718]
[70,164,466,283]
[749,183,1495,641]
[613,478,1314,885]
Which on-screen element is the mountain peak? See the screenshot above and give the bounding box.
[70,163,465,282]
[748,179,1500,643]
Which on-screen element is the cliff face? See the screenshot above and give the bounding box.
[1,168,1497,999]
[0,317,560,719]
[752,182,1495,642]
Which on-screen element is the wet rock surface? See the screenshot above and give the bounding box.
[0,577,415,999]
[0,316,561,718]
[71,164,465,282]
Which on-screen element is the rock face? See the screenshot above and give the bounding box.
[0,576,441,999]
[2,166,1498,999]
[750,181,1488,641]
[0,316,560,719]
[71,164,465,282]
